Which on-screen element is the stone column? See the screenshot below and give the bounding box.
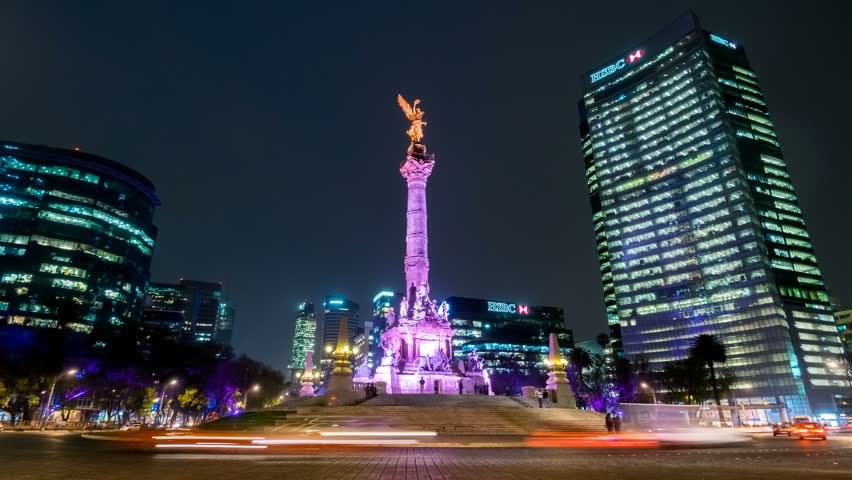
[400,146,434,292]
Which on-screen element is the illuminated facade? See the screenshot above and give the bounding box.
[579,12,850,417]
[0,141,158,332]
[444,296,572,359]
[288,301,317,378]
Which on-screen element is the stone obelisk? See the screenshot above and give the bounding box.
[546,333,576,408]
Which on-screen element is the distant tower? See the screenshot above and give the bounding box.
[288,301,317,380]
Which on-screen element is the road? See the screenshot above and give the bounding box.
[1,432,851,479]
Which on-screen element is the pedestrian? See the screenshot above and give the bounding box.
[537,389,543,408]
[605,413,614,433]
[458,379,464,395]
[433,380,439,395]
[542,389,549,404]
[614,414,622,433]
[419,376,425,394]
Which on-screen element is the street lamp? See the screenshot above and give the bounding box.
[244,384,260,409]
[640,382,658,426]
[157,379,179,427]
[40,368,78,430]
[640,382,657,404]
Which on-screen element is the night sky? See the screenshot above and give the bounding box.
[1,2,850,369]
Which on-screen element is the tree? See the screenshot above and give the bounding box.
[690,334,728,424]
[596,333,610,351]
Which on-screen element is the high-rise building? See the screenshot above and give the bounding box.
[317,295,360,384]
[444,296,572,359]
[215,301,235,346]
[364,290,401,373]
[578,12,850,418]
[0,141,159,333]
[142,282,186,342]
[835,307,851,358]
[288,301,317,378]
[318,295,360,354]
[142,279,235,346]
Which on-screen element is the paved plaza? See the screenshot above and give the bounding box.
[2,432,852,480]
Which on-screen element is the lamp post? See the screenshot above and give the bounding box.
[157,379,178,427]
[40,368,78,430]
[640,382,658,426]
[244,384,260,409]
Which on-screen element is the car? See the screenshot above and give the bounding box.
[120,422,144,431]
[790,422,826,440]
[772,422,793,436]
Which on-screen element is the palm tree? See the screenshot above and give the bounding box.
[596,333,610,351]
[690,334,728,425]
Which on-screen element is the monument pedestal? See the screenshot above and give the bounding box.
[299,380,315,397]
[546,371,576,408]
[326,373,359,406]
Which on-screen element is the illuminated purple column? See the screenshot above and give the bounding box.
[400,149,434,293]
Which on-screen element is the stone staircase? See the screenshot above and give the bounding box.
[267,395,606,436]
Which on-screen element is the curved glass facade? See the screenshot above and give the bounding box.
[0,141,159,333]
[578,13,850,417]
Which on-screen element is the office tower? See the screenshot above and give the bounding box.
[288,301,317,378]
[578,12,849,417]
[0,141,158,332]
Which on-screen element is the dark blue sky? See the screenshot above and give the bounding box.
[1,2,850,369]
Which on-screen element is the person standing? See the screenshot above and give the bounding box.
[537,389,543,408]
[433,380,439,395]
[457,379,464,395]
[605,413,614,433]
[419,377,425,394]
[542,389,549,405]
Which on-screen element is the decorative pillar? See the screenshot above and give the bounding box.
[327,317,358,406]
[299,352,316,397]
[545,333,576,408]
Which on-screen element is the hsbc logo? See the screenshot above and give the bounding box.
[590,49,645,83]
[487,301,531,315]
[627,49,643,63]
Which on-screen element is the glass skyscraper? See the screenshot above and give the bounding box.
[288,300,317,377]
[579,13,850,417]
[0,141,158,333]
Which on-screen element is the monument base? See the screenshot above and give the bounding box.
[374,366,489,395]
[299,381,315,397]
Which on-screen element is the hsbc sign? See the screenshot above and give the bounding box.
[487,301,531,315]
[590,49,645,84]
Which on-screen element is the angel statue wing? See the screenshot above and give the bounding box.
[397,94,416,120]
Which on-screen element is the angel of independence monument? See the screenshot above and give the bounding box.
[373,95,487,395]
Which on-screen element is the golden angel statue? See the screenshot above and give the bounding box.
[397,94,427,150]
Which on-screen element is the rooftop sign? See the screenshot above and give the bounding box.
[487,301,531,315]
[590,49,645,84]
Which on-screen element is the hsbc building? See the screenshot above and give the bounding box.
[443,296,572,359]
